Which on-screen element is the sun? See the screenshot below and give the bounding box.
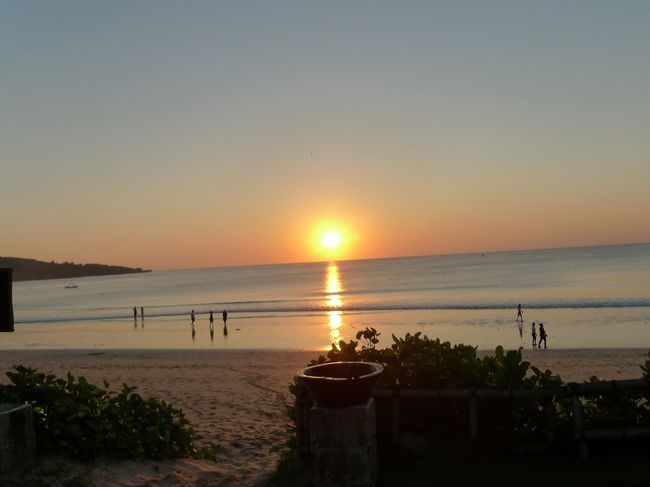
[310,221,355,260]
[321,230,343,250]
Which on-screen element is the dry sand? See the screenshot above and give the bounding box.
[1,348,648,486]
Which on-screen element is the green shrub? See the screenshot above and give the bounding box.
[290,328,573,454]
[312,327,563,390]
[279,329,650,472]
[0,365,217,461]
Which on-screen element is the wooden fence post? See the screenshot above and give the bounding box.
[568,383,589,460]
[296,384,312,458]
[295,383,304,459]
[392,382,400,446]
[469,389,479,442]
[0,268,14,333]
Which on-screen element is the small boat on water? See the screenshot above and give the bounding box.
[64,282,79,289]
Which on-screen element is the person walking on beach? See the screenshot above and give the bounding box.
[222,310,228,336]
[133,307,137,320]
[140,307,144,319]
[516,304,524,322]
[537,323,545,348]
[191,309,195,324]
[209,311,214,328]
[531,322,537,347]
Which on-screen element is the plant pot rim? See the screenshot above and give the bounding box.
[296,361,384,381]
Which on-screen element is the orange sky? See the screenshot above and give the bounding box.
[2,3,650,269]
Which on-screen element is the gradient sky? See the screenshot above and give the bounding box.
[2,1,649,269]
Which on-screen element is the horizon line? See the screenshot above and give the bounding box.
[5,239,648,274]
[154,239,650,273]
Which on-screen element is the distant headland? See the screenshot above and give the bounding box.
[0,257,151,282]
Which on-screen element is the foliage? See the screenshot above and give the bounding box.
[0,365,217,461]
[581,376,650,429]
[574,350,650,430]
[640,349,650,379]
[313,328,564,390]
[291,329,647,454]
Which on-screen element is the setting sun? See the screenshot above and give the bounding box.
[321,231,343,250]
[309,222,358,261]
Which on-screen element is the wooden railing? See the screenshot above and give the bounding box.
[295,378,650,460]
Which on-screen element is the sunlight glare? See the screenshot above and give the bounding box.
[327,311,342,345]
[324,263,345,349]
[321,230,342,250]
[325,263,343,308]
[309,221,357,260]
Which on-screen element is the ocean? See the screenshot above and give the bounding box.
[4,243,650,351]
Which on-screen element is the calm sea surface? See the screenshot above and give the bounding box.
[6,243,650,350]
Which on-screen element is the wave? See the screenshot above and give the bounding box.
[14,298,650,325]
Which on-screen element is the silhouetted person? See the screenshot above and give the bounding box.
[531,322,537,347]
[222,310,228,336]
[133,307,137,320]
[538,323,547,349]
[191,309,195,324]
[209,311,214,328]
[140,307,144,319]
[516,304,524,322]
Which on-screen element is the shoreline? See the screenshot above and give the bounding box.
[5,305,650,351]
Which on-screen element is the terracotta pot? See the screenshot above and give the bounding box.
[297,361,384,408]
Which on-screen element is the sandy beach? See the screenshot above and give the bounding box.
[1,348,648,486]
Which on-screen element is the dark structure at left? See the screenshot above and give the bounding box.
[0,268,14,332]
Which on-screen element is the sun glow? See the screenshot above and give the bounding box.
[309,221,357,261]
[321,230,343,250]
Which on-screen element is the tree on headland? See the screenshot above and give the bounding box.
[0,257,150,282]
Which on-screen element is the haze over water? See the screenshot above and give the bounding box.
[6,243,650,351]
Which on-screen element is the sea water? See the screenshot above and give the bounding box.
[4,243,650,350]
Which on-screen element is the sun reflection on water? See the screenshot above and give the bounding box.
[325,263,345,347]
[327,310,342,344]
